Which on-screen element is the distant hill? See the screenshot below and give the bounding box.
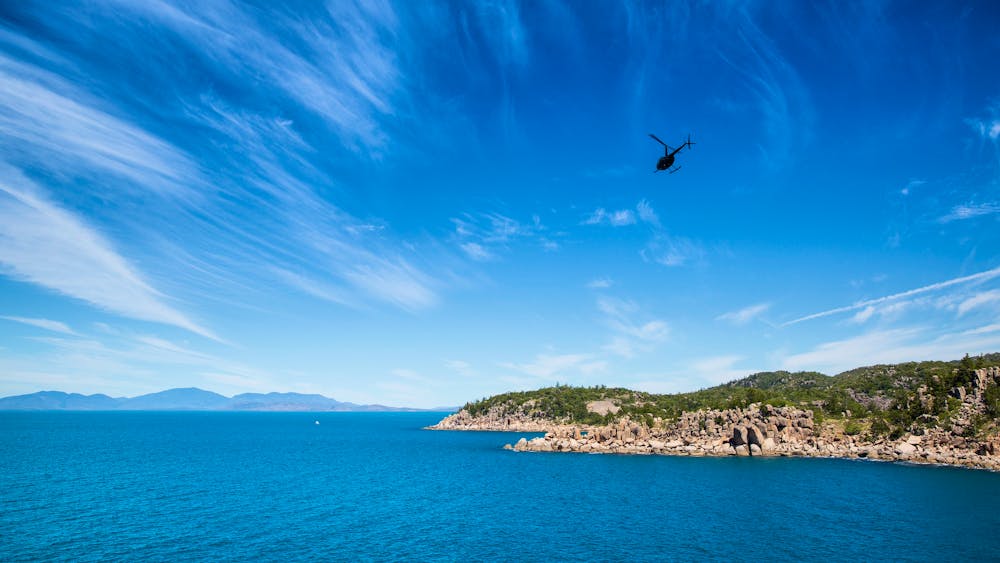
[0,391,124,410]
[120,387,231,410]
[229,392,347,411]
[0,387,441,412]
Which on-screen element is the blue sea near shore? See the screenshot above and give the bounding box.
[2,412,999,561]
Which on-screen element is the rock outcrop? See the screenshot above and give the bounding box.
[428,404,552,432]
[430,367,1000,472]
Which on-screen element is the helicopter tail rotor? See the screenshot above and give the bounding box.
[686,134,695,149]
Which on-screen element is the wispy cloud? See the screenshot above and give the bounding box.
[501,352,606,380]
[597,296,669,358]
[851,306,876,324]
[957,289,1000,316]
[475,1,529,67]
[713,7,812,167]
[784,266,1000,326]
[583,200,660,228]
[0,7,445,319]
[780,327,1000,374]
[0,316,76,335]
[716,303,770,325]
[962,323,1000,336]
[390,368,434,385]
[636,199,660,227]
[190,101,442,311]
[114,0,405,154]
[583,207,636,226]
[586,278,613,289]
[452,212,553,260]
[0,328,292,397]
[445,359,476,377]
[460,242,493,261]
[689,355,753,386]
[938,202,1000,223]
[0,53,201,200]
[343,261,438,311]
[602,336,636,359]
[967,104,1000,141]
[641,234,705,267]
[583,199,707,267]
[0,168,217,340]
[270,268,355,309]
[900,179,925,196]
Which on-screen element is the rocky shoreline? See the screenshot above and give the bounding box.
[428,367,1000,472]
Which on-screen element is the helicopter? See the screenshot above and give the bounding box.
[649,133,695,174]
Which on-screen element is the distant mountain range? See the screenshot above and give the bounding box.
[0,387,457,412]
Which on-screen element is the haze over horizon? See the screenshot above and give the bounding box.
[2,1,999,408]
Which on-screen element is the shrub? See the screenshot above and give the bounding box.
[844,420,862,436]
[985,383,1000,418]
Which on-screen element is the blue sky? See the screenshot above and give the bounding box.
[1,1,999,407]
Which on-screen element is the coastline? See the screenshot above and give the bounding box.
[428,404,1000,472]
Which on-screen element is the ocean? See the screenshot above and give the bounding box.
[2,411,998,561]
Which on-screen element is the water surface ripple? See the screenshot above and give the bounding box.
[2,412,998,561]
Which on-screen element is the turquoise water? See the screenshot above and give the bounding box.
[2,412,999,561]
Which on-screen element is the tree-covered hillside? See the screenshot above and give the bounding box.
[464,354,1000,440]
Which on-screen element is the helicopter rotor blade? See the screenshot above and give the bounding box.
[648,133,667,147]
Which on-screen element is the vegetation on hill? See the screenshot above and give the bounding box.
[463,354,1000,439]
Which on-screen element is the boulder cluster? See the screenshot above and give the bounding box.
[507,404,818,458]
[428,403,551,432]
[502,404,1000,471]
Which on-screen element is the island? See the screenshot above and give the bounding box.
[429,354,1000,471]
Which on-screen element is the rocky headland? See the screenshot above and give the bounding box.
[428,362,1000,471]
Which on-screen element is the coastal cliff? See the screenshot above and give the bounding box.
[429,358,1000,471]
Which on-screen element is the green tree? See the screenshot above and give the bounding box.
[956,354,977,387]
[984,383,1000,419]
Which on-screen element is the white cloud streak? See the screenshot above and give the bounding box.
[452,212,551,260]
[586,278,613,289]
[460,242,493,261]
[957,289,1000,316]
[0,330,293,397]
[784,266,1000,326]
[0,168,217,340]
[501,353,606,380]
[0,316,76,335]
[584,208,636,226]
[689,355,753,386]
[114,0,403,154]
[716,303,770,325]
[445,359,475,377]
[597,296,669,358]
[0,13,444,315]
[712,8,812,167]
[781,328,1000,375]
[641,234,705,267]
[938,202,1000,223]
[636,199,660,226]
[0,54,201,200]
[583,200,660,228]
